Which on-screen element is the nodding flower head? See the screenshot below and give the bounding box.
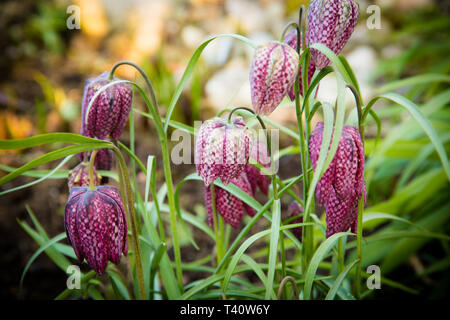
[309,122,365,237]
[80,71,132,140]
[205,172,255,228]
[288,201,304,241]
[64,185,128,275]
[307,0,359,69]
[68,162,100,189]
[283,29,316,100]
[249,41,299,115]
[195,117,252,186]
[245,140,271,195]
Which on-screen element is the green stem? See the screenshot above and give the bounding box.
[112,145,146,299]
[349,84,365,300]
[355,193,364,299]
[294,6,314,272]
[210,184,223,265]
[277,276,299,300]
[88,150,98,190]
[110,61,160,115]
[161,137,184,291]
[347,84,364,135]
[279,232,287,299]
[337,238,344,274]
[227,107,277,198]
[279,22,299,43]
[110,61,184,292]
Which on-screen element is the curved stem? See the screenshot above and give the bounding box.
[88,150,98,190]
[109,61,160,116]
[279,22,299,42]
[210,184,223,265]
[277,276,299,300]
[227,107,278,199]
[347,84,364,136]
[110,63,184,292]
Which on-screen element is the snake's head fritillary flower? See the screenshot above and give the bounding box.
[80,71,133,140]
[283,29,317,100]
[288,201,304,241]
[309,122,365,237]
[67,162,100,189]
[195,117,252,186]
[245,140,271,195]
[64,185,128,275]
[307,0,359,69]
[205,172,255,228]
[249,41,299,115]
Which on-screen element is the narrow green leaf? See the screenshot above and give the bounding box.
[164,34,256,133]
[265,199,281,299]
[304,232,353,299]
[376,73,450,94]
[325,259,359,300]
[20,233,67,289]
[378,92,450,180]
[0,143,112,186]
[0,133,105,150]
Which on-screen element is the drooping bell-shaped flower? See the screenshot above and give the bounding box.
[283,29,316,100]
[309,122,365,237]
[68,162,101,189]
[287,201,304,241]
[195,117,252,186]
[307,0,359,69]
[249,41,299,115]
[64,185,128,275]
[204,172,255,228]
[80,71,133,140]
[245,140,271,195]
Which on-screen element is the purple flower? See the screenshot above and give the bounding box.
[283,29,317,100]
[67,162,100,189]
[309,122,365,237]
[287,201,304,241]
[64,185,128,275]
[245,140,271,195]
[307,0,359,69]
[249,41,299,115]
[80,71,133,140]
[195,117,252,186]
[205,172,255,228]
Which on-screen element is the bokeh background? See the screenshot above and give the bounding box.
[0,0,449,299]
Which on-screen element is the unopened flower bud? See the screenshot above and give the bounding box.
[249,42,299,115]
[309,122,365,237]
[195,117,252,186]
[307,0,359,69]
[67,162,100,189]
[81,71,132,140]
